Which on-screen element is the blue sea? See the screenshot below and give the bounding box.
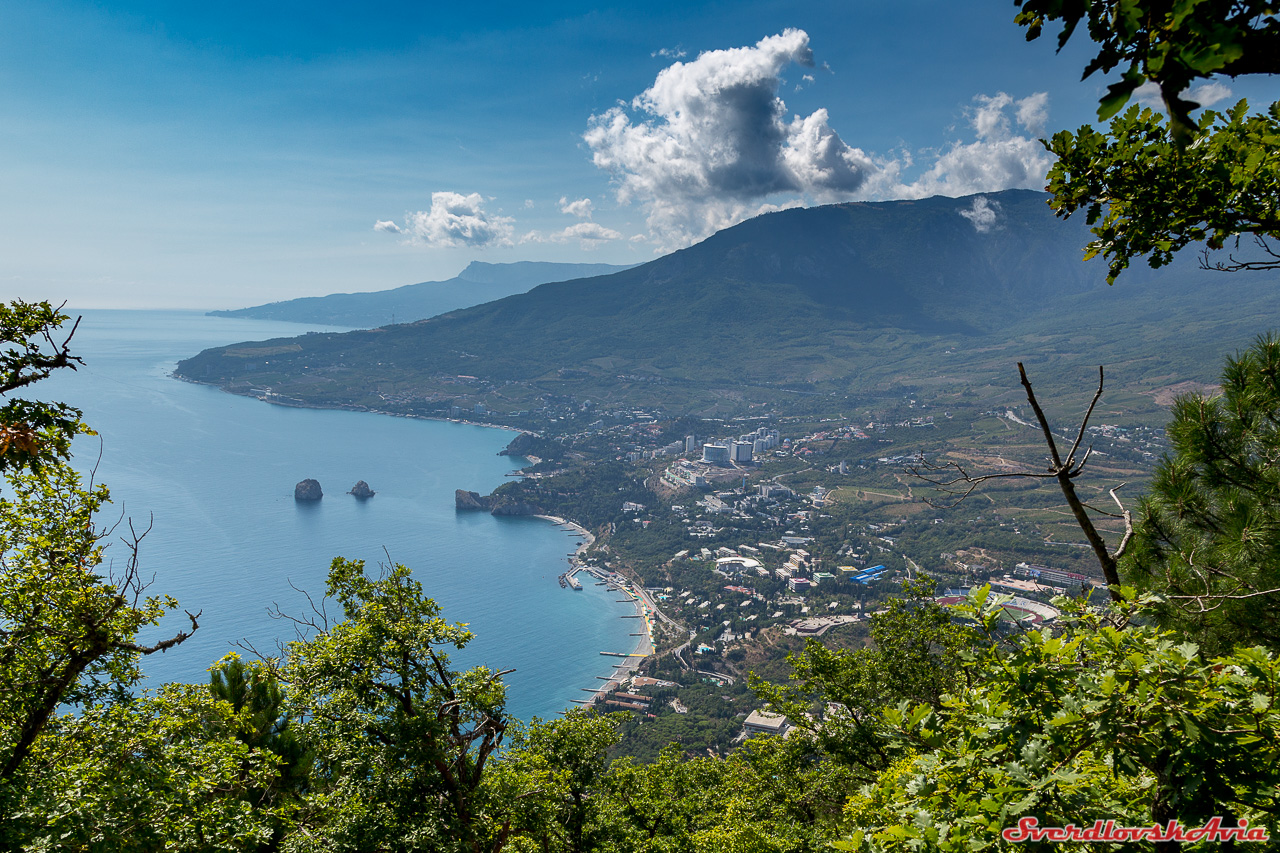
[37,310,638,721]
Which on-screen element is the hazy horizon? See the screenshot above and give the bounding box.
[3,0,1273,310]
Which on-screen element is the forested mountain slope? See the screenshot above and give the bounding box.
[177,190,1280,415]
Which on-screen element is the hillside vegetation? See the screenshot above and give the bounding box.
[177,190,1280,420]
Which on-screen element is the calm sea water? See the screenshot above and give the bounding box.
[37,310,637,721]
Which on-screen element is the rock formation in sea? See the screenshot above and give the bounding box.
[349,480,375,499]
[455,489,491,511]
[294,479,323,501]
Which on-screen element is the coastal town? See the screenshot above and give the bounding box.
[454,400,1162,755]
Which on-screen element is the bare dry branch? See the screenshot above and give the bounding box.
[1110,484,1135,561]
[121,609,201,655]
[1200,235,1280,273]
[910,363,1127,601]
[1064,366,1105,472]
[1018,362,1066,471]
[906,456,1057,508]
[265,578,332,641]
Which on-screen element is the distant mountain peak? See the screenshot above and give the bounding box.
[179,189,1280,417]
[209,259,637,328]
[455,260,638,285]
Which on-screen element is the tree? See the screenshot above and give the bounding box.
[1123,334,1280,654]
[0,304,199,836]
[0,300,86,472]
[275,557,513,853]
[1015,0,1280,280]
[486,710,622,853]
[752,581,978,780]
[837,588,1280,852]
[1043,101,1280,282]
[15,685,285,852]
[208,655,315,849]
[1016,0,1280,132]
[599,745,733,852]
[910,365,1133,597]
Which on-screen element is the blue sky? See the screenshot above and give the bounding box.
[0,1,1268,309]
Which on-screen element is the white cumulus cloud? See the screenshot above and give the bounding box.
[1187,81,1234,108]
[585,29,875,250]
[586,29,1061,249]
[890,92,1053,199]
[1014,92,1049,134]
[551,222,623,248]
[959,196,1001,233]
[377,192,514,249]
[559,197,595,219]
[1135,80,1233,112]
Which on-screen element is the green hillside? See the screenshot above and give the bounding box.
[176,190,1280,418]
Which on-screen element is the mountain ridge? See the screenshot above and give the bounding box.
[176,190,1280,418]
[208,260,638,328]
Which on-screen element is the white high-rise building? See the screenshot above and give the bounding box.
[702,444,731,465]
[732,442,753,464]
[685,435,697,453]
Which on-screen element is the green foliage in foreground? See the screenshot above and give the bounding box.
[0,300,87,473]
[840,588,1280,851]
[1125,333,1280,653]
[1019,1,1280,283]
[6,310,1280,850]
[1044,100,1280,282]
[6,472,1278,852]
[1015,0,1280,135]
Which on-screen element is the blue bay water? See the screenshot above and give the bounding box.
[37,310,637,721]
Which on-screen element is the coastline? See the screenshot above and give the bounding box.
[175,372,648,713]
[534,513,658,706]
[170,374,536,435]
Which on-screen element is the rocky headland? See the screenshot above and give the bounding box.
[455,488,546,517]
[498,432,538,457]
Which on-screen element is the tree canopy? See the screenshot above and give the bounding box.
[1017,0,1280,280]
[0,301,86,472]
[1015,0,1280,133]
[1123,334,1280,653]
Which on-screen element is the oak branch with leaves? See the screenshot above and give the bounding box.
[1016,0,1280,282]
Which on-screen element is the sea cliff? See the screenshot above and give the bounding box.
[455,488,547,517]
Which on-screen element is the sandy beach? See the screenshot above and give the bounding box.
[535,514,657,706]
[534,514,597,555]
